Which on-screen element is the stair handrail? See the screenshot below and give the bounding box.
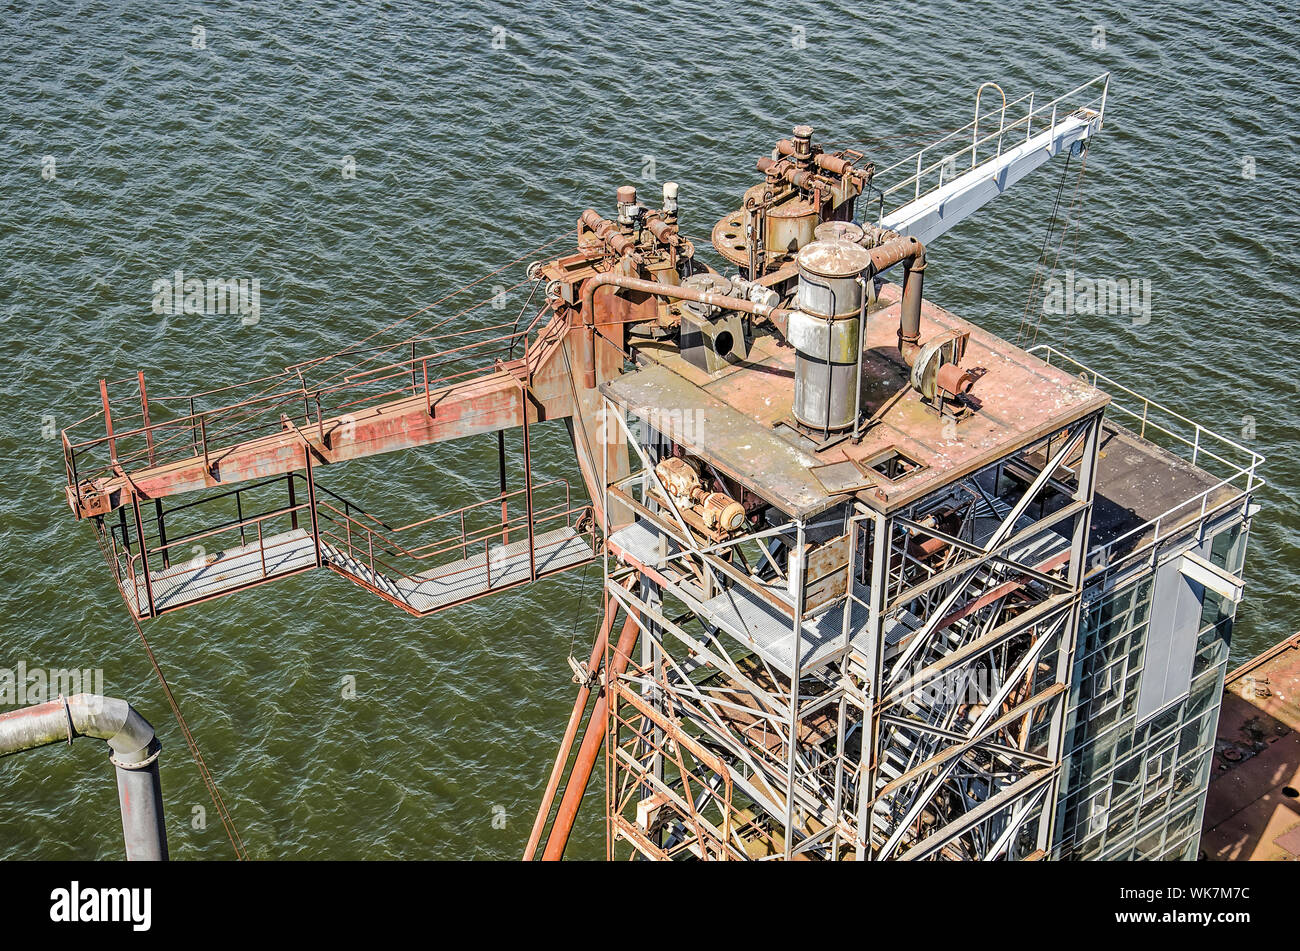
[315,496,590,569]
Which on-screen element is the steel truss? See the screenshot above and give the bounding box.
[601,397,1103,860]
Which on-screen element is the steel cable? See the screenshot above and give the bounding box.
[93,528,248,860]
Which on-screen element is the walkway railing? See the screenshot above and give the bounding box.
[1031,345,1265,567]
[869,72,1109,225]
[313,477,593,612]
[61,276,566,501]
[97,466,593,619]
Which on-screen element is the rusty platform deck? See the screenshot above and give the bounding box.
[1201,632,1300,861]
[123,528,318,617]
[322,525,593,615]
[612,282,1109,519]
[1087,421,1246,565]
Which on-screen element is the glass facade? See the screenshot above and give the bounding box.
[1053,519,1246,860]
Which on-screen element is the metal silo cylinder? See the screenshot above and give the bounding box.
[789,239,872,431]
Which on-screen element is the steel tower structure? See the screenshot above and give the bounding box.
[54,74,1263,860]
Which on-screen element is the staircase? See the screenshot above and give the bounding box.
[319,525,594,616]
[104,471,595,620]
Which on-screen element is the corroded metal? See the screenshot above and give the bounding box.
[50,74,1269,865]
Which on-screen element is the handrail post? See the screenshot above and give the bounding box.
[423,358,431,417]
[154,499,168,569]
[99,379,117,463]
[137,371,155,466]
[498,430,509,546]
[107,520,120,576]
[132,496,156,618]
[297,370,311,428]
[198,416,211,479]
[304,446,322,568]
[287,472,298,531]
[522,386,536,581]
[63,431,79,495]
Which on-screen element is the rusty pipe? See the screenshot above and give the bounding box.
[579,209,639,260]
[522,583,626,861]
[856,222,901,249]
[580,272,792,328]
[756,156,824,192]
[645,214,682,248]
[865,235,926,365]
[773,139,869,180]
[578,271,796,389]
[540,610,641,861]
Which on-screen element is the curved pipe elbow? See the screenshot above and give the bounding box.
[864,235,927,365]
[68,694,157,763]
[0,693,157,763]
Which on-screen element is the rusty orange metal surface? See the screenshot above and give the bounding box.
[609,281,1110,518]
[1202,632,1300,861]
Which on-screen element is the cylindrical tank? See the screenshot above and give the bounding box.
[764,198,819,257]
[814,220,865,245]
[790,239,872,431]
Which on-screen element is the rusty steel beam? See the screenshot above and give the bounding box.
[523,580,630,861]
[540,609,640,861]
[72,371,530,516]
[69,296,637,523]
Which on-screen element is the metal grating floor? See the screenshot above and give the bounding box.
[691,583,868,677]
[324,525,593,615]
[125,528,317,617]
[608,520,679,568]
[124,525,593,619]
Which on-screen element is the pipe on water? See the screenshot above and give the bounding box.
[0,693,167,860]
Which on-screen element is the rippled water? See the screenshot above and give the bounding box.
[2,0,1297,859]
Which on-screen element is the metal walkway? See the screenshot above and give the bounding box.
[322,525,594,616]
[122,525,594,619]
[124,528,317,618]
[609,519,917,678]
